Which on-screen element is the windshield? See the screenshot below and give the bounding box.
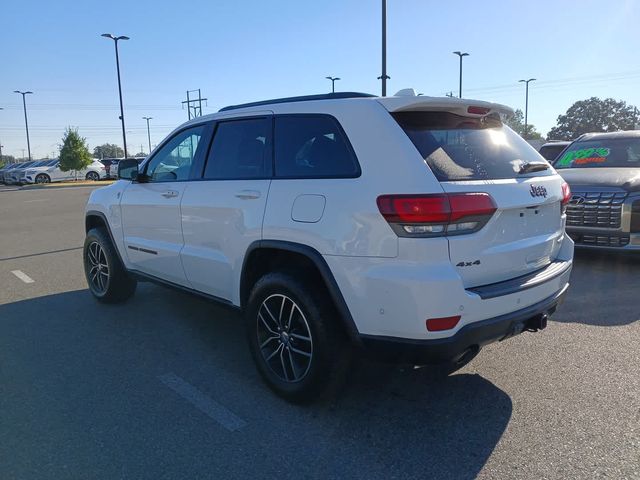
[555,137,640,169]
[392,111,550,181]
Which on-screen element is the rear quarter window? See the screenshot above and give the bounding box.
[392,111,549,181]
[274,115,360,178]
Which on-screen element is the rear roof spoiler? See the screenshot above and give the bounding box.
[377,95,514,118]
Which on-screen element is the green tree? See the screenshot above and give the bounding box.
[0,154,16,167]
[547,97,639,140]
[59,128,93,179]
[134,151,148,158]
[93,143,124,159]
[505,109,543,140]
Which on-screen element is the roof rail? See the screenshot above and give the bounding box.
[219,92,376,112]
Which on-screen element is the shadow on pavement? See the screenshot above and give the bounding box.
[0,286,511,480]
[309,362,513,479]
[553,249,640,326]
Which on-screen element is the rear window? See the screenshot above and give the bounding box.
[204,118,271,180]
[274,115,359,178]
[392,111,547,181]
[554,137,640,169]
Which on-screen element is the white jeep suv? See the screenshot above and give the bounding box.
[83,91,574,402]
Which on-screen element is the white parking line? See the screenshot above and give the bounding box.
[24,199,48,203]
[11,270,35,283]
[158,373,247,432]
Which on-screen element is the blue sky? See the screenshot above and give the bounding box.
[1,0,639,158]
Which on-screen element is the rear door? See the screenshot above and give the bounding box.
[392,110,565,288]
[180,115,272,301]
[120,124,210,286]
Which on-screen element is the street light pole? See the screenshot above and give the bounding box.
[325,76,340,93]
[102,33,130,158]
[453,51,469,98]
[143,116,153,153]
[0,107,3,162]
[377,0,390,96]
[13,91,33,161]
[518,78,536,138]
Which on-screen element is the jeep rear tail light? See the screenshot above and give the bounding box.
[561,182,571,213]
[377,193,496,237]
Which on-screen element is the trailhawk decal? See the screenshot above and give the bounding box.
[557,147,610,167]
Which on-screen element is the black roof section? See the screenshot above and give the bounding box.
[578,130,640,141]
[219,92,376,112]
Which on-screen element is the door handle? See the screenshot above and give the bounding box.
[234,190,261,200]
[161,190,179,198]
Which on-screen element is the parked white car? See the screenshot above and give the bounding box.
[0,163,22,184]
[20,159,107,184]
[3,161,38,184]
[84,90,574,402]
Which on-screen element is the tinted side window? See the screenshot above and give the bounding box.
[274,115,359,178]
[539,145,566,161]
[145,125,205,182]
[203,118,271,180]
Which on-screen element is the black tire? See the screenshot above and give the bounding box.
[86,171,100,181]
[245,272,350,403]
[35,174,50,184]
[83,227,137,303]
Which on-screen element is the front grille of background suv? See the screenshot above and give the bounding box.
[566,191,627,229]
[567,232,630,247]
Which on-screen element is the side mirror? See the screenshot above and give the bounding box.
[118,159,139,180]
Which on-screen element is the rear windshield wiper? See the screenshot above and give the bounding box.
[519,161,550,174]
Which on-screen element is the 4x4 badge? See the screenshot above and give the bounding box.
[456,260,481,267]
[530,185,547,198]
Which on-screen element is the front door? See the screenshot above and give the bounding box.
[120,124,209,286]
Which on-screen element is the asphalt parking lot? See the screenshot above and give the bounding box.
[1,185,638,480]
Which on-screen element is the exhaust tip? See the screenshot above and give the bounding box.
[540,313,548,330]
[526,313,549,332]
[452,344,480,367]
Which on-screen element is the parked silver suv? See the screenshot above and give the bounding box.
[555,131,640,250]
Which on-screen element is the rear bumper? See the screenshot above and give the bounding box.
[359,283,569,364]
